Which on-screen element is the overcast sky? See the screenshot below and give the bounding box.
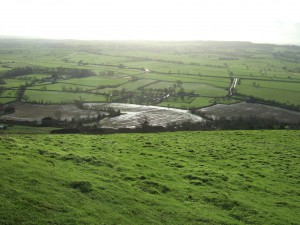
[1,0,299,44]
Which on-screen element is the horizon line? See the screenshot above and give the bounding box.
[0,35,299,47]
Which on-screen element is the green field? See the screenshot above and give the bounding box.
[100,79,157,93]
[25,90,107,103]
[29,76,129,92]
[0,40,300,109]
[236,82,300,105]
[2,79,28,88]
[0,130,299,224]
[63,76,128,87]
[159,96,215,108]
[0,97,16,104]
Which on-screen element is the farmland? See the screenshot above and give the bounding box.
[0,39,300,225]
[0,130,299,224]
[0,39,299,109]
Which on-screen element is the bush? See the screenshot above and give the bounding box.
[69,181,92,193]
[3,106,15,114]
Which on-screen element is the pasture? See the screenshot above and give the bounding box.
[0,130,299,224]
[0,40,300,109]
[25,90,107,103]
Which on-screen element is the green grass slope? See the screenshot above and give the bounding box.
[0,131,299,225]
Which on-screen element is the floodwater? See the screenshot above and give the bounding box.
[198,102,300,124]
[2,102,299,128]
[1,102,203,128]
[84,103,203,128]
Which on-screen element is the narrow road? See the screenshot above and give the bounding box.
[229,78,238,96]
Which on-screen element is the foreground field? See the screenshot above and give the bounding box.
[0,130,299,224]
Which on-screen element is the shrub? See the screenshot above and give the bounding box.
[3,106,15,114]
[69,181,92,193]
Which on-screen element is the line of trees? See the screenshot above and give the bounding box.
[17,85,27,101]
[3,66,34,78]
[2,66,96,79]
[241,95,300,112]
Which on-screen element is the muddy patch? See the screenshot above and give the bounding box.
[0,103,99,122]
[198,102,300,124]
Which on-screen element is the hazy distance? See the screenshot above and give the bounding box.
[1,0,300,45]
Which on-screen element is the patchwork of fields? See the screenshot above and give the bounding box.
[1,40,299,225]
[1,40,299,109]
[0,130,299,224]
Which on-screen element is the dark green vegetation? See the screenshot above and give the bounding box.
[1,39,300,109]
[0,124,55,134]
[0,130,299,224]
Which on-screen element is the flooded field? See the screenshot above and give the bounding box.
[2,102,299,128]
[84,103,203,128]
[0,103,99,122]
[198,102,300,124]
[0,103,203,128]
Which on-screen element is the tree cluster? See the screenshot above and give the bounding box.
[4,66,34,78]
[244,95,300,112]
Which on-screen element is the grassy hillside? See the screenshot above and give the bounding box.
[0,130,299,224]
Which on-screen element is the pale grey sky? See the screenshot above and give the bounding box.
[1,0,300,44]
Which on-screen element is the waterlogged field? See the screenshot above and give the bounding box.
[0,130,299,225]
[1,40,299,108]
[199,102,300,124]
